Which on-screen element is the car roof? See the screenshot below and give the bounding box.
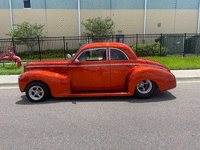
[79,42,137,60]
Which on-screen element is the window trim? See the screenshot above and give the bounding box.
[109,48,129,61]
[75,48,108,62]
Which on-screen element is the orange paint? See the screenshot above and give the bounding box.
[18,42,176,98]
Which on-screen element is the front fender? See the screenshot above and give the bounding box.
[18,70,71,97]
[126,66,176,95]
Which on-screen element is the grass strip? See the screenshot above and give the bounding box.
[0,63,24,75]
[1,56,200,75]
[144,56,200,70]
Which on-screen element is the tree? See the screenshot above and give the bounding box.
[6,21,44,51]
[81,17,115,42]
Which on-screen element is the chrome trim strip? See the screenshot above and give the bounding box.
[26,65,68,68]
[26,63,165,70]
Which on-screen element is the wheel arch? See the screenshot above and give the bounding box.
[25,80,51,95]
[19,70,72,97]
[126,65,174,95]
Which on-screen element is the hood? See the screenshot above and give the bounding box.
[25,59,71,66]
[24,59,71,72]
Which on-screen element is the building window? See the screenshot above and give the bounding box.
[24,0,31,8]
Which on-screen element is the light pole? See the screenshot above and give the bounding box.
[143,0,147,44]
[78,0,81,47]
[9,0,13,31]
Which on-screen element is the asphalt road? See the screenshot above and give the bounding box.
[1,81,200,150]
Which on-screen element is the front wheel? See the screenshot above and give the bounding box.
[26,82,49,102]
[134,80,157,99]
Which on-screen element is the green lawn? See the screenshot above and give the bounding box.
[0,63,24,75]
[144,56,200,70]
[1,56,200,75]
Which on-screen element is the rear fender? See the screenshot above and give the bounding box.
[19,70,71,97]
[126,66,176,95]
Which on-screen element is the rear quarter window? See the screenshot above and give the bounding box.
[110,49,129,60]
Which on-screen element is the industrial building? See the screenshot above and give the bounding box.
[0,0,200,38]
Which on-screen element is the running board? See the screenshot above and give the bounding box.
[58,92,132,97]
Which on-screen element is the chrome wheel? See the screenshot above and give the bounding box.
[136,80,152,94]
[29,86,44,101]
[26,82,49,102]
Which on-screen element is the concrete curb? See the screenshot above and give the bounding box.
[175,77,200,81]
[0,77,200,88]
[0,82,18,86]
[0,83,18,85]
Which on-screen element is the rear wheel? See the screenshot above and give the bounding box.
[134,80,157,99]
[26,82,49,102]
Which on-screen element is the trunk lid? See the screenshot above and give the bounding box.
[139,58,170,72]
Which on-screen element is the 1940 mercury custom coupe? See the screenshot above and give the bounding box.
[18,42,176,102]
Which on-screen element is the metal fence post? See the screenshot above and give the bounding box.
[160,33,162,57]
[87,36,89,44]
[66,42,68,57]
[12,37,16,54]
[183,33,186,57]
[63,36,66,59]
[136,34,138,55]
[38,36,41,61]
[11,37,16,64]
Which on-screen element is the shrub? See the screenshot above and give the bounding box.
[82,17,115,42]
[131,42,167,57]
[6,21,44,52]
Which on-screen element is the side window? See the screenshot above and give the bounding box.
[24,0,31,8]
[77,49,107,61]
[110,49,128,60]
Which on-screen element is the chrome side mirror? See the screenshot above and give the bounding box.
[72,53,75,57]
[67,54,71,59]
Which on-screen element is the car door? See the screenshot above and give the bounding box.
[109,48,132,90]
[71,48,111,91]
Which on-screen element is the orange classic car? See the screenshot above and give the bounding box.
[18,42,176,102]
